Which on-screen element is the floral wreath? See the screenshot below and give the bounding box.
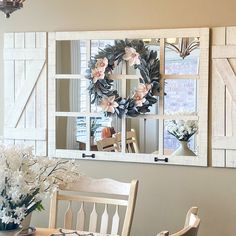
[86,39,160,118]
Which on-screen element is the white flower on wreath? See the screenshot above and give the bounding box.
[95,58,108,71]
[100,96,119,113]
[123,47,140,66]
[91,68,105,83]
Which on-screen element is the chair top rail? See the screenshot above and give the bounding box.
[61,176,137,196]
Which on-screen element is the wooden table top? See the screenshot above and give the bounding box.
[34,228,55,236]
[34,228,54,236]
[35,228,117,236]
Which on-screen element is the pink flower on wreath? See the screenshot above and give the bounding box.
[136,83,151,97]
[132,83,151,107]
[91,68,105,83]
[95,58,108,71]
[123,47,141,66]
[133,92,146,107]
[100,96,119,113]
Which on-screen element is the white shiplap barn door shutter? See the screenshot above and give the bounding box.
[3,32,47,156]
[212,27,236,167]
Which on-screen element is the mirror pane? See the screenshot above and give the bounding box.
[90,79,122,113]
[125,118,159,154]
[56,40,88,74]
[164,119,198,155]
[91,40,115,57]
[56,79,88,112]
[165,38,200,75]
[126,79,160,115]
[164,79,197,114]
[56,116,87,150]
[91,116,122,152]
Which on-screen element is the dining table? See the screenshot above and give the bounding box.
[34,228,117,236]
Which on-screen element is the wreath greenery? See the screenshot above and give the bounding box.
[86,39,160,118]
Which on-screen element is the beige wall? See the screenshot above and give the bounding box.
[1,0,236,235]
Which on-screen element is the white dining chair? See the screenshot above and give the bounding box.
[49,176,139,236]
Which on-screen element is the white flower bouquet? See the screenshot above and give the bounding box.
[166,112,198,141]
[0,145,80,231]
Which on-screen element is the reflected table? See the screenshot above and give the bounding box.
[35,228,117,236]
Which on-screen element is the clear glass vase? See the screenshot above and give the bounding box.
[172,141,196,156]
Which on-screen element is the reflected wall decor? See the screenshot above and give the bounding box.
[212,27,236,168]
[3,32,47,156]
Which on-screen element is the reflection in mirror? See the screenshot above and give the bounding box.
[126,118,159,154]
[56,79,87,113]
[164,119,198,156]
[91,40,115,56]
[90,79,122,113]
[91,116,121,152]
[133,38,160,52]
[126,78,159,115]
[56,40,87,74]
[165,38,200,75]
[56,116,87,150]
[124,38,160,115]
[164,79,197,114]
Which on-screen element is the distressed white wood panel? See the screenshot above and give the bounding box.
[55,28,206,41]
[4,33,15,145]
[214,59,236,102]
[6,61,45,127]
[226,27,236,45]
[25,33,36,150]
[225,83,236,167]
[4,32,47,156]
[4,48,46,60]
[212,26,236,167]
[35,33,47,156]
[212,46,236,58]
[4,128,46,140]
[14,33,25,146]
[212,61,226,167]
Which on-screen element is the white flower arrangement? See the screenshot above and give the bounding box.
[166,112,198,141]
[0,145,80,231]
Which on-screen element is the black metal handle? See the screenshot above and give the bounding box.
[154,157,168,163]
[82,153,95,159]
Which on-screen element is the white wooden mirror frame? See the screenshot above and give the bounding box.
[48,28,209,166]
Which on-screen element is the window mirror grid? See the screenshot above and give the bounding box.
[48,29,209,166]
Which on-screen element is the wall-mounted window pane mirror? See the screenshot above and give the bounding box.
[48,29,209,166]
